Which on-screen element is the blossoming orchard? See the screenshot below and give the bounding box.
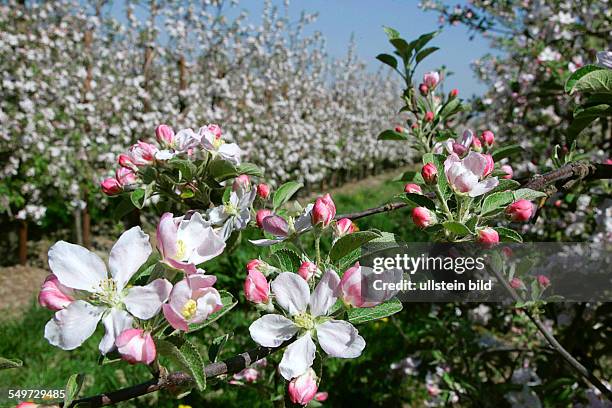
[1,1,611,407]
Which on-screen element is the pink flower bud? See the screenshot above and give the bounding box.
[605,159,612,165]
[38,274,74,311]
[155,124,175,146]
[506,199,534,222]
[404,183,422,194]
[395,126,404,133]
[233,367,259,383]
[128,141,158,166]
[411,123,419,130]
[206,124,222,139]
[312,193,336,227]
[424,111,434,122]
[477,227,499,246]
[421,163,438,184]
[333,218,356,238]
[16,403,38,408]
[471,137,482,152]
[502,246,513,258]
[423,71,440,88]
[554,199,562,208]
[483,154,494,177]
[419,83,429,96]
[246,259,264,272]
[298,261,317,281]
[257,183,271,199]
[501,164,513,179]
[288,369,318,406]
[232,174,250,192]
[450,88,459,98]
[244,269,269,304]
[115,328,156,365]
[101,177,122,195]
[452,142,468,156]
[116,167,138,186]
[118,154,137,170]
[255,209,272,228]
[510,277,523,289]
[315,392,328,402]
[537,275,550,288]
[412,207,435,229]
[481,130,495,146]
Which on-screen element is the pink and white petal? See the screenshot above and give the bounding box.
[249,238,285,247]
[219,143,243,164]
[261,215,290,237]
[142,332,157,364]
[124,279,173,320]
[192,288,223,323]
[316,320,365,358]
[187,273,217,296]
[157,212,178,260]
[294,203,314,232]
[443,153,461,173]
[167,278,192,311]
[463,152,488,177]
[249,314,298,347]
[99,308,134,355]
[166,258,198,275]
[271,272,310,316]
[190,224,226,265]
[278,333,316,380]
[48,241,107,292]
[44,300,104,350]
[469,177,499,197]
[162,303,189,331]
[310,269,340,317]
[109,227,152,291]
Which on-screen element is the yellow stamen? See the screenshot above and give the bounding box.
[175,240,186,260]
[181,299,197,320]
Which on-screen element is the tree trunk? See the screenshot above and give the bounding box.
[18,220,27,265]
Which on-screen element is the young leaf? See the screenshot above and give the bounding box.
[376,53,398,70]
[330,231,382,262]
[378,129,409,141]
[0,357,23,370]
[158,339,206,391]
[488,179,521,194]
[401,193,436,210]
[267,248,302,272]
[494,227,523,243]
[443,221,472,236]
[491,144,523,161]
[565,64,605,93]
[393,170,424,184]
[383,26,400,40]
[272,181,303,209]
[208,159,237,181]
[480,191,514,215]
[571,69,612,94]
[390,38,411,59]
[130,188,146,209]
[64,373,85,407]
[415,46,439,64]
[348,298,403,324]
[513,188,547,201]
[236,162,264,177]
[208,334,231,363]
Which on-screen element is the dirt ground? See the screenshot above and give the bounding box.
[0,166,410,320]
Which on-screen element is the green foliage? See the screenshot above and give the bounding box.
[347,299,403,324]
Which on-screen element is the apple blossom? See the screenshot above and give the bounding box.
[450,88,459,98]
[333,218,356,238]
[425,111,434,122]
[421,162,438,184]
[244,269,270,304]
[537,275,551,288]
[506,200,534,222]
[256,209,273,228]
[483,154,494,177]
[419,83,429,96]
[38,274,75,311]
[501,164,513,179]
[404,183,422,194]
[15,403,38,408]
[510,277,524,290]
[44,227,172,353]
[315,392,329,402]
[118,154,137,170]
[162,274,223,331]
[444,152,499,197]
[249,271,365,380]
[481,130,495,146]
[339,262,400,308]
[477,227,499,245]
[155,124,175,147]
[232,367,260,383]
[208,188,257,240]
[232,175,251,192]
[298,261,318,281]
[471,137,482,152]
[312,194,336,227]
[288,368,318,406]
[257,183,271,199]
[156,212,226,275]
[128,141,158,166]
[199,124,242,165]
[412,207,435,228]
[115,167,138,187]
[101,178,122,196]
[423,71,440,88]
[251,205,314,246]
[115,328,156,365]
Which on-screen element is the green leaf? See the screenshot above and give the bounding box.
[383,26,400,40]
[513,188,547,201]
[64,373,85,407]
[438,98,462,120]
[409,31,438,53]
[376,53,398,70]
[112,195,135,220]
[348,298,403,324]
[0,356,23,370]
[208,159,237,181]
[491,144,523,161]
[272,181,303,210]
[390,38,411,59]
[480,191,514,215]
[236,162,264,178]
[208,334,231,363]
[415,46,439,64]
[494,227,523,243]
[423,153,451,199]
[393,170,424,184]
[158,339,206,391]
[442,221,472,236]
[188,291,237,332]
[571,69,612,94]
[488,179,521,194]
[378,129,408,141]
[565,64,605,93]
[401,192,436,210]
[130,188,146,209]
[169,158,197,181]
[567,115,599,142]
[267,248,302,272]
[574,103,612,119]
[330,231,382,262]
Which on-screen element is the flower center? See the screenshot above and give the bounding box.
[175,239,187,260]
[181,299,197,320]
[92,278,120,306]
[224,203,238,216]
[293,312,315,330]
[213,137,224,150]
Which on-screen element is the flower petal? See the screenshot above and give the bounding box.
[193,288,223,324]
[157,212,178,260]
[99,308,134,355]
[109,227,152,291]
[262,215,289,237]
[279,333,316,380]
[48,241,107,292]
[44,300,104,350]
[249,238,285,247]
[316,319,365,358]
[162,303,188,331]
[469,177,499,197]
[463,151,487,177]
[249,314,298,347]
[310,269,340,317]
[178,212,226,264]
[271,272,310,315]
[124,278,172,320]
